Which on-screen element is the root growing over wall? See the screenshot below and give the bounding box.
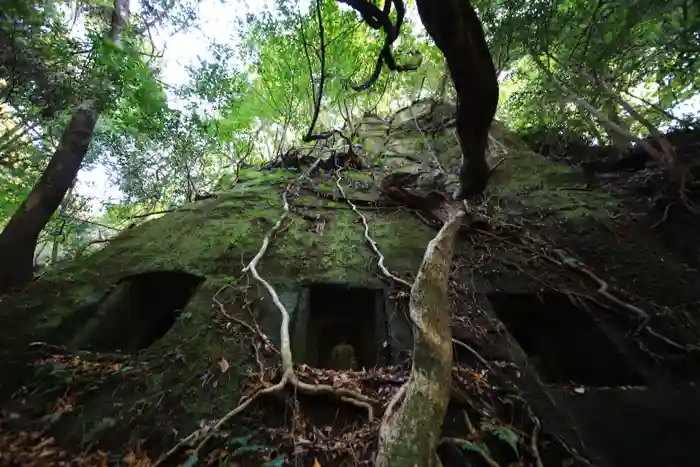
[154,164,374,467]
[376,208,465,467]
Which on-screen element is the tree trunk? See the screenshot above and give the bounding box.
[416,0,499,200]
[0,0,129,293]
[529,54,668,163]
[622,89,693,128]
[377,207,464,467]
[51,182,76,265]
[602,100,631,149]
[436,58,450,103]
[594,74,687,179]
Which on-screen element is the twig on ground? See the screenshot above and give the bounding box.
[489,157,505,174]
[552,434,594,465]
[550,249,689,350]
[214,297,268,375]
[650,202,676,229]
[214,297,279,355]
[644,326,688,352]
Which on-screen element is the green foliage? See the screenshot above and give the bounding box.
[182,454,199,467]
[262,456,287,467]
[458,440,492,456]
[475,0,699,139]
[481,421,520,456]
[2,0,698,267]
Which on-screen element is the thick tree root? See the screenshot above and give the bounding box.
[154,175,373,467]
[339,172,490,369]
[376,209,465,467]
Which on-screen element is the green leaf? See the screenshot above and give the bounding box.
[458,441,491,455]
[482,422,520,456]
[232,444,267,456]
[182,454,199,467]
[227,433,255,446]
[262,456,287,467]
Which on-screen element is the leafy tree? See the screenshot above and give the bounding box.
[0,0,167,292]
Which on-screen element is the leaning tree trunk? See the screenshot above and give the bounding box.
[377,207,465,467]
[529,54,669,163]
[601,100,632,150]
[0,0,129,293]
[50,181,76,265]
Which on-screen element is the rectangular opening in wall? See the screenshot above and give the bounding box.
[487,292,646,386]
[305,283,384,370]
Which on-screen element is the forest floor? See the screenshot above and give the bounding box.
[0,340,559,467]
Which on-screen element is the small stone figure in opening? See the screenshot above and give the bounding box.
[329,340,359,371]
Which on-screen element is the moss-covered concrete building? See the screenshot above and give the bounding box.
[1,100,699,467]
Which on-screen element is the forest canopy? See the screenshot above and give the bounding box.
[0,0,698,269]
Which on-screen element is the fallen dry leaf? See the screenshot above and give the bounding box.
[219,358,230,373]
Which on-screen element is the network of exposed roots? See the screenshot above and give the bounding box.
[2,142,695,466]
[148,152,689,466]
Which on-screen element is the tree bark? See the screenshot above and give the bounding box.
[532,54,698,210]
[50,181,76,265]
[0,0,129,293]
[593,74,687,178]
[601,100,631,149]
[622,89,694,128]
[377,206,464,467]
[540,53,689,179]
[416,0,499,200]
[529,54,668,163]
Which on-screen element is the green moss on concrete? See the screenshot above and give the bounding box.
[484,124,622,222]
[0,111,623,385]
[0,159,439,452]
[0,168,433,358]
[0,101,651,461]
[25,281,252,451]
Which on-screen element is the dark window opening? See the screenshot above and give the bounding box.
[306,283,383,369]
[487,292,646,386]
[75,271,205,352]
